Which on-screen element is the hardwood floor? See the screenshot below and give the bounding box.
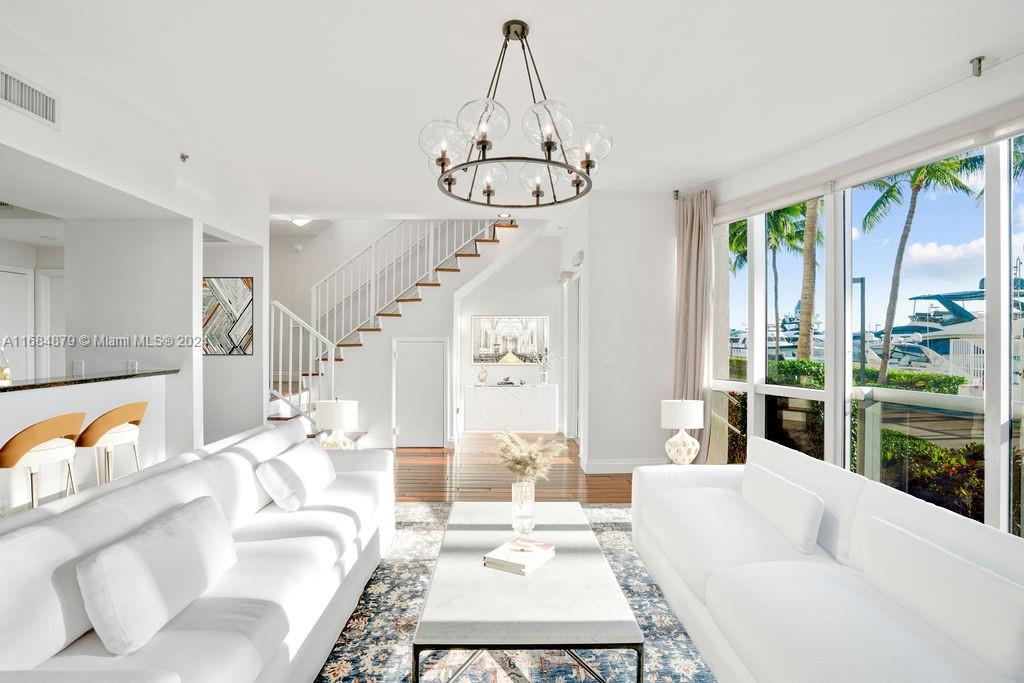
[394,432,632,503]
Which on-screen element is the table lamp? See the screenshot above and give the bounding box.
[316,399,359,450]
[661,399,703,464]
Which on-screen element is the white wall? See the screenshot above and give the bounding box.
[458,236,564,413]
[0,25,268,245]
[269,219,396,316]
[0,238,36,268]
[64,219,202,455]
[578,191,676,473]
[203,244,263,442]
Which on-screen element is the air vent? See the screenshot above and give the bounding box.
[0,66,58,127]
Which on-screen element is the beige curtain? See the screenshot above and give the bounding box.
[673,188,714,462]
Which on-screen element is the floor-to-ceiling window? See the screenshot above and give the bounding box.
[762,199,827,458]
[707,130,1024,534]
[850,148,986,521]
[709,221,749,463]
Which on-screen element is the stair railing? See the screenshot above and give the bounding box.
[269,300,337,419]
[310,219,491,345]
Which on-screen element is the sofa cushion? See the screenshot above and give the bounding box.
[848,481,1024,587]
[223,419,307,467]
[864,516,1024,679]
[256,440,336,513]
[642,488,830,602]
[233,471,390,557]
[741,463,824,553]
[705,560,1006,683]
[77,497,238,655]
[747,436,865,560]
[0,460,221,670]
[36,593,288,683]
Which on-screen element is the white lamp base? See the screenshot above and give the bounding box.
[321,430,355,450]
[666,429,699,465]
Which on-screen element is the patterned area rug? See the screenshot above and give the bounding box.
[317,503,714,682]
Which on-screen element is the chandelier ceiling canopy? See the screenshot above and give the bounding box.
[419,19,612,209]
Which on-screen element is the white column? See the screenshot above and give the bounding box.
[984,140,1011,530]
[747,213,767,440]
[824,184,852,468]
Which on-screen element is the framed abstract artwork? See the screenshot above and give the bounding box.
[202,276,254,355]
[471,315,548,365]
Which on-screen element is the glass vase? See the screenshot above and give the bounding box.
[511,477,536,534]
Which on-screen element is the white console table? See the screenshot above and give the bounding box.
[463,384,559,432]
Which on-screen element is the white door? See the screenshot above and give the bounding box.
[0,269,31,380]
[394,339,445,447]
[35,271,65,377]
[566,276,581,438]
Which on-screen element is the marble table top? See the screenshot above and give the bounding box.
[413,502,643,647]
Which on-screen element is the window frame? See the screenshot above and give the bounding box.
[710,137,1017,531]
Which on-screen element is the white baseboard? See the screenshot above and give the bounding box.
[579,455,669,474]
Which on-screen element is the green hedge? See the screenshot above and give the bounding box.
[727,357,966,395]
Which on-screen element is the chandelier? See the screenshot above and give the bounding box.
[418,19,612,209]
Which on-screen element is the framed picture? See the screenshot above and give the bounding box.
[471,315,549,365]
[203,276,254,355]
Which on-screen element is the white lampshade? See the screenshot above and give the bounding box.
[661,399,703,429]
[316,399,359,431]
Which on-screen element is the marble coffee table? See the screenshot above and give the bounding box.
[412,502,644,682]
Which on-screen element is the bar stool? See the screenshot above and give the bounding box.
[77,401,148,484]
[0,412,86,508]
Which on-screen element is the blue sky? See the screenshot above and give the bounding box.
[726,147,1024,334]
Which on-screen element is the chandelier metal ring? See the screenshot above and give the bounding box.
[437,156,593,209]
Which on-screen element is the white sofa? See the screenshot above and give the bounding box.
[633,436,1024,683]
[0,418,395,683]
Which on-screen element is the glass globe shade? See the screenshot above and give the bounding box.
[521,99,575,145]
[570,122,613,161]
[565,146,600,177]
[518,162,555,195]
[457,98,511,142]
[418,119,468,160]
[473,162,509,193]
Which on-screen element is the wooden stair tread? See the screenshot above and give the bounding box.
[396,297,422,303]
[357,327,382,332]
[378,312,402,317]
[417,281,442,287]
[337,342,363,347]
[300,371,323,376]
[475,238,500,243]
[454,252,480,258]
[494,223,517,228]
[267,415,298,421]
[436,267,460,272]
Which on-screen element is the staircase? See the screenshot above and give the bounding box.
[269,217,518,419]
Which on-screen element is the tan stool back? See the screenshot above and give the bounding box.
[0,413,85,469]
[0,412,85,508]
[77,401,148,484]
[77,402,148,447]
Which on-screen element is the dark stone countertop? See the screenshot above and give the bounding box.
[0,369,179,393]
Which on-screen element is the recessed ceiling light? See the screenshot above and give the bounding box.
[291,218,313,227]
[498,213,511,219]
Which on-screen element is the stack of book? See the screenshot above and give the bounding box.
[483,536,556,575]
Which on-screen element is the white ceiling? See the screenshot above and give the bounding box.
[1,1,1023,219]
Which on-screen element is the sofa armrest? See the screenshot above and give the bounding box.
[327,448,394,474]
[631,465,744,541]
[0,672,181,683]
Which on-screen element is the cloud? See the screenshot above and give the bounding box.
[852,226,862,240]
[906,236,984,271]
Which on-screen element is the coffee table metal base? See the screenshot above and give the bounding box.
[411,642,644,683]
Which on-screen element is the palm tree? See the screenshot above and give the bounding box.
[796,199,823,360]
[861,150,984,384]
[728,209,805,361]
